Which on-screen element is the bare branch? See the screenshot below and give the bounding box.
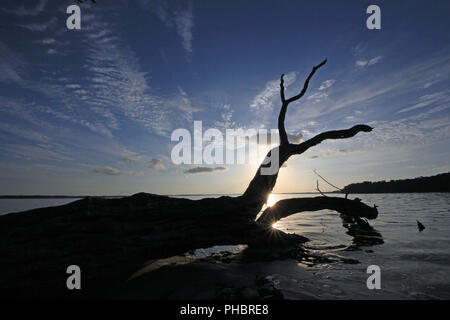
[280,74,286,103]
[286,59,327,104]
[257,197,378,226]
[290,124,373,155]
[314,169,344,193]
[278,59,327,146]
[316,180,328,197]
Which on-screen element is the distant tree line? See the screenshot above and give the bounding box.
[342,172,450,193]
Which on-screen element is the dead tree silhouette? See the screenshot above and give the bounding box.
[0,60,378,298]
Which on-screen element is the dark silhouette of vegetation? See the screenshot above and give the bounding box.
[342,172,450,194]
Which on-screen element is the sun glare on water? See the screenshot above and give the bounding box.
[267,194,280,229]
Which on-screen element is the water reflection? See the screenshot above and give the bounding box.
[174,193,450,299]
[265,194,384,251]
[339,213,384,250]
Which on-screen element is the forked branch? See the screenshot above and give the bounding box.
[243,60,374,217]
[278,59,327,145]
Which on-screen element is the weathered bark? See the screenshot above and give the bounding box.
[0,60,377,298]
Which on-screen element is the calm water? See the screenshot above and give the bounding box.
[1,193,449,299]
[263,193,450,299]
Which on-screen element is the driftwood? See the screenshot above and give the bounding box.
[0,60,377,298]
[257,197,378,226]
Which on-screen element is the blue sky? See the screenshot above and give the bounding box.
[0,0,449,195]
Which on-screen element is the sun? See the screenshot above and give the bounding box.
[267,193,276,207]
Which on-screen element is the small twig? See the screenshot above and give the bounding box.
[314,170,345,193]
[315,180,328,197]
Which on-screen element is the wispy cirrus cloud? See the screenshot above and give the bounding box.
[92,166,157,177]
[338,100,450,157]
[120,155,141,165]
[163,87,202,124]
[19,17,57,32]
[287,132,304,144]
[307,91,329,103]
[38,38,56,45]
[2,0,48,16]
[355,56,383,68]
[93,166,120,176]
[366,118,450,150]
[139,0,194,54]
[319,79,336,91]
[213,104,236,130]
[289,53,450,121]
[174,2,194,53]
[0,40,26,84]
[148,158,165,169]
[184,166,228,175]
[307,148,357,160]
[397,90,450,114]
[306,80,335,103]
[3,8,198,145]
[250,72,297,112]
[0,122,51,144]
[47,48,58,55]
[2,144,72,162]
[79,16,173,136]
[119,153,165,170]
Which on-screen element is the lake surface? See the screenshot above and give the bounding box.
[1,193,449,299]
[265,193,450,299]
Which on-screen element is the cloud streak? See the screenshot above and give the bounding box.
[19,17,57,32]
[184,166,228,174]
[93,166,121,176]
[319,79,335,91]
[174,2,194,53]
[356,56,383,68]
[140,0,194,54]
[289,53,450,121]
[397,90,450,114]
[148,158,165,169]
[2,0,48,16]
[250,72,296,112]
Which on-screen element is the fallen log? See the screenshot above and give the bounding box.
[257,197,378,226]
